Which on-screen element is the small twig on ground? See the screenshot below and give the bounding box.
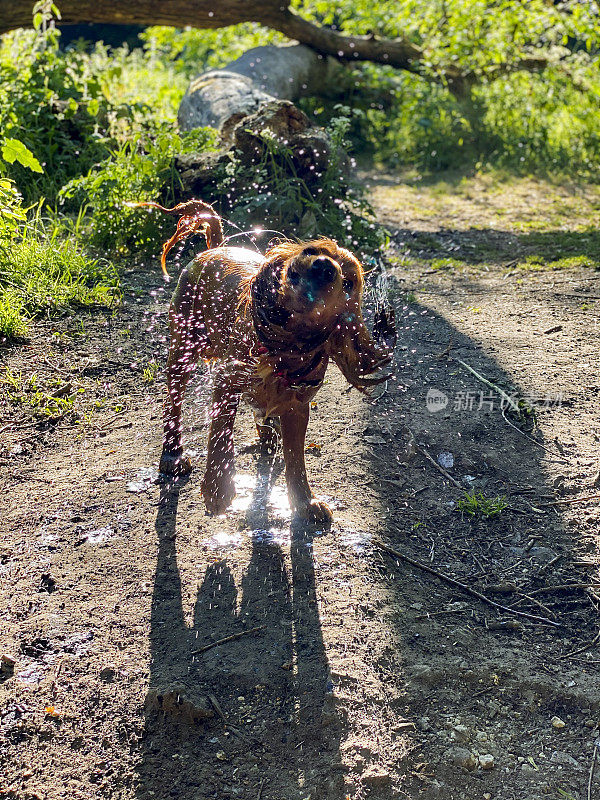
[435,338,453,360]
[98,410,128,430]
[501,409,568,464]
[0,419,36,435]
[49,382,73,399]
[455,358,520,413]
[455,357,568,462]
[557,292,600,300]
[208,694,226,720]
[414,440,463,490]
[43,356,64,374]
[415,608,466,620]
[516,592,556,619]
[370,380,389,404]
[560,630,600,661]
[373,538,561,627]
[541,493,600,507]
[528,583,600,595]
[257,778,266,800]
[191,625,266,655]
[588,738,599,800]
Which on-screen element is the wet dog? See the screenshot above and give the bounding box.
[148,200,392,523]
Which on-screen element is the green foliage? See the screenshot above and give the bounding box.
[0,180,119,340]
[60,126,218,253]
[0,27,113,203]
[294,0,600,79]
[1,367,77,420]
[140,24,286,78]
[457,491,507,518]
[296,0,600,176]
[214,108,385,255]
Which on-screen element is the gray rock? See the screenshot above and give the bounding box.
[444,747,478,771]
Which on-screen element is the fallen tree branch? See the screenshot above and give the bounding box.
[541,493,600,507]
[373,538,561,627]
[0,0,564,93]
[191,625,266,655]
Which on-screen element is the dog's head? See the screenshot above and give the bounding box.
[250,239,392,389]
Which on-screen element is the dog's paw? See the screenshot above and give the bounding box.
[159,451,193,476]
[294,499,333,525]
[201,475,236,515]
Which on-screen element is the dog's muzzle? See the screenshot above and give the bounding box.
[307,257,338,288]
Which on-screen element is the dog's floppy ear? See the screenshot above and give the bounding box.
[249,252,293,333]
[326,310,392,390]
[324,253,392,389]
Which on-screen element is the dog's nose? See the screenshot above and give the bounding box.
[307,257,338,287]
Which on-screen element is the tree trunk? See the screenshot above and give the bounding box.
[0,0,554,91]
[0,0,422,74]
[178,44,342,131]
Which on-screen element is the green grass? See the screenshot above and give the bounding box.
[0,209,120,341]
[142,360,159,384]
[0,367,77,420]
[457,491,507,519]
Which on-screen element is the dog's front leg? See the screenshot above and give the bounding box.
[280,405,332,524]
[201,381,240,514]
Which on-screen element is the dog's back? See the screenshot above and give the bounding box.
[172,246,266,362]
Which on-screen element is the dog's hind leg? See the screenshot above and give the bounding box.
[201,376,240,514]
[159,269,204,476]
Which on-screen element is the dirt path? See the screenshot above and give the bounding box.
[2,173,600,800]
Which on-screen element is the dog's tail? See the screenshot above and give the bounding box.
[132,199,224,277]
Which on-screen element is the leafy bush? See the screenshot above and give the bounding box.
[0,25,113,203]
[139,24,286,78]
[60,126,218,253]
[213,109,385,255]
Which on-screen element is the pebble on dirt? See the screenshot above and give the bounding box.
[445,747,478,771]
[362,766,391,787]
[478,754,495,770]
[551,716,566,729]
[1,653,16,676]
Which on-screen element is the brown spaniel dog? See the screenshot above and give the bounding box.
[146,200,391,523]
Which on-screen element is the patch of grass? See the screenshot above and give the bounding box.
[0,367,77,420]
[520,229,600,264]
[0,188,120,341]
[547,255,598,270]
[515,254,547,272]
[0,290,29,339]
[142,360,159,384]
[0,223,120,340]
[429,257,465,271]
[410,232,445,251]
[457,491,507,519]
[516,253,599,272]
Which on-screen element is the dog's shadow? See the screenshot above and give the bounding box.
[135,454,343,800]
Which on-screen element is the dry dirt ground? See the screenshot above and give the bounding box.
[2,172,600,800]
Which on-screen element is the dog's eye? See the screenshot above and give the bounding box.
[287,269,300,286]
[343,279,354,294]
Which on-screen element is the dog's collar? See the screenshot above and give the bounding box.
[252,345,326,391]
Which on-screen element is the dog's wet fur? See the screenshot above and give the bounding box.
[153,200,391,523]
